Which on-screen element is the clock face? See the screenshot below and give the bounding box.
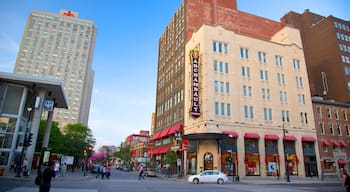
[43,100,53,110]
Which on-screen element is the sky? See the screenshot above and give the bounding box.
[0,0,349,150]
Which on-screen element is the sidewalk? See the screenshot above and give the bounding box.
[164,173,342,185]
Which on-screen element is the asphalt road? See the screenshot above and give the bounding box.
[0,168,344,192]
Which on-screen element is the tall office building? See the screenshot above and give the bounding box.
[13,10,96,127]
[154,0,320,178]
[281,10,350,102]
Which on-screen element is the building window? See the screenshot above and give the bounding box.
[240,47,249,59]
[329,123,334,135]
[337,124,342,136]
[343,110,348,121]
[323,146,328,153]
[320,122,325,135]
[335,109,339,120]
[327,108,332,119]
[317,107,322,118]
[258,51,266,64]
[346,125,350,136]
[218,42,222,53]
[227,103,231,116]
[225,63,229,74]
[214,60,218,72]
[275,55,283,67]
[263,108,272,121]
[219,62,223,73]
[214,81,219,93]
[220,82,224,93]
[221,103,225,116]
[293,59,300,70]
[226,82,230,94]
[215,102,219,115]
[224,43,228,54]
[213,41,217,52]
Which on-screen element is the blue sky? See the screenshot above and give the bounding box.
[0,0,349,150]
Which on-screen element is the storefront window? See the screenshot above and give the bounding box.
[265,140,279,176]
[203,152,213,170]
[245,138,260,176]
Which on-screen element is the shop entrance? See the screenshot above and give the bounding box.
[203,152,213,170]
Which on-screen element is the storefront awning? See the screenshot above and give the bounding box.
[182,133,229,140]
[283,135,296,141]
[222,131,238,137]
[302,136,316,142]
[159,128,170,138]
[264,134,279,140]
[168,123,182,135]
[152,131,161,140]
[332,141,340,147]
[244,133,260,139]
[339,141,347,147]
[321,140,330,146]
[338,159,346,164]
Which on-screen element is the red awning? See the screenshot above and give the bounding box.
[322,140,330,146]
[339,141,347,147]
[302,136,316,142]
[159,146,170,154]
[152,131,161,140]
[159,128,170,138]
[332,141,340,147]
[338,159,346,164]
[283,136,296,141]
[244,133,260,139]
[168,123,182,135]
[264,134,279,140]
[152,148,161,155]
[222,131,238,137]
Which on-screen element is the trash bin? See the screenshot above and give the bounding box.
[0,168,4,176]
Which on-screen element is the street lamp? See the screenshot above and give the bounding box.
[143,143,148,169]
[16,106,33,177]
[282,124,291,182]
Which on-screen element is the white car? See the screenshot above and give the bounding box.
[187,170,228,184]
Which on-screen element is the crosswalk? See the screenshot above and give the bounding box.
[6,187,98,192]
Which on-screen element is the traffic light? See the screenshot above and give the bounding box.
[24,133,33,147]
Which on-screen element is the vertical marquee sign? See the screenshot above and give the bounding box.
[190,49,200,118]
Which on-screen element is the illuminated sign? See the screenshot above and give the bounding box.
[190,49,200,118]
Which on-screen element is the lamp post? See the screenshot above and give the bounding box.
[143,143,148,169]
[282,124,291,182]
[16,106,33,177]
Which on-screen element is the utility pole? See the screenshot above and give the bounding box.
[283,124,291,182]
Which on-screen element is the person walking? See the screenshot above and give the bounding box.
[101,165,107,179]
[9,160,16,174]
[138,164,145,180]
[40,161,56,192]
[106,166,111,179]
[341,168,350,192]
[60,163,67,176]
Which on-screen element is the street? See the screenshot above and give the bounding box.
[0,168,344,192]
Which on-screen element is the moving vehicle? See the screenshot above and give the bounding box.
[91,164,102,173]
[187,170,228,184]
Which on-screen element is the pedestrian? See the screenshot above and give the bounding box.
[39,161,56,192]
[276,169,280,180]
[96,166,101,179]
[106,166,111,179]
[138,164,145,180]
[22,158,28,176]
[60,163,67,176]
[54,161,60,175]
[101,165,107,179]
[340,168,350,192]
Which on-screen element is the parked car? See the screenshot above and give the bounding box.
[144,168,157,177]
[187,170,228,184]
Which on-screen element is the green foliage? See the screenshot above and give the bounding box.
[165,151,177,166]
[114,145,131,164]
[36,121,95,160]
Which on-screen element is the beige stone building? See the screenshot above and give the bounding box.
[13,10,96,127]
[183,24,320,178]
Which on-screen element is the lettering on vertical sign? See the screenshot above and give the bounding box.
[190,49,200,118]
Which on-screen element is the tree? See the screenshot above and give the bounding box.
[114,145,131,164]
[165,151,177,166]
[36,120,64,153]
[63,123,95,160]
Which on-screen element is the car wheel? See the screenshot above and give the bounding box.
[217,178,224,184]
[193,178,199,184]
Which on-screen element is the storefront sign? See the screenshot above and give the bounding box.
[190,49,200,118]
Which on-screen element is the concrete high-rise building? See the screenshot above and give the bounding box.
[13,10,96,127]
[153,0,320,179]
[281,10,350,103]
